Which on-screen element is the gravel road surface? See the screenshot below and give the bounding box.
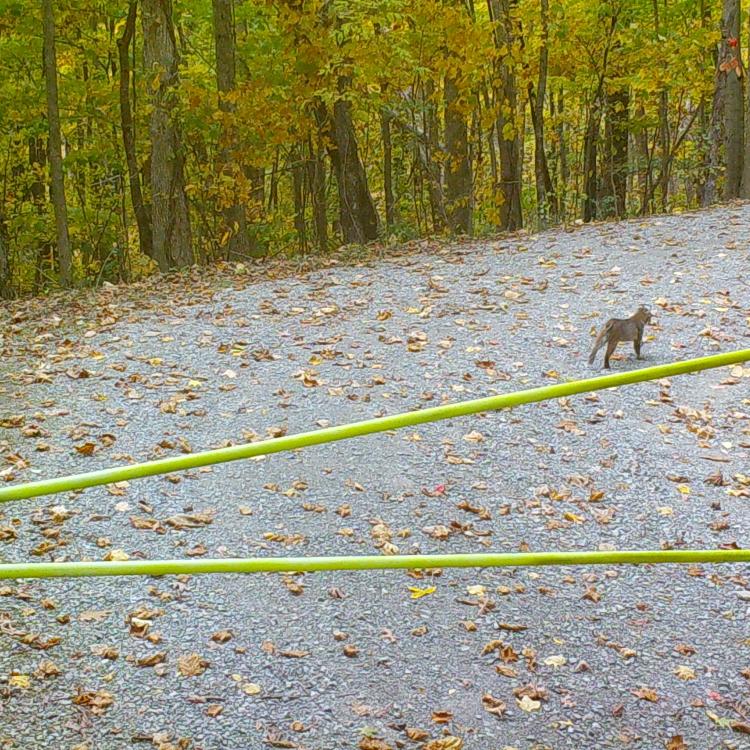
[1,205,750,750]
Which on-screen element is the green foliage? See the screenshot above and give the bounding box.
[0,0,727,294]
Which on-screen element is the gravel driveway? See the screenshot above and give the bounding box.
[1,205,749,750]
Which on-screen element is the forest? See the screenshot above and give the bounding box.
[0,0,746,297]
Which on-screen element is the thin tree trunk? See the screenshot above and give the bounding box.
[634,101,651,209]
[610,87,629,216]
[268,147,280,213]
[423,79,448,232]
[306,134,328,252]
[482,82,499,187]
[582,9,619,222]
[528,0,555,226]
[742,8,750,195]
[28,137,48,293]
[722,0,743,198]
[444,75,473,234]
[658,89,671,209]
[554,87,569,220]
[291,144,306,252]
[380,108,395,230]
[327,76,379,244]
[42,0,73,286]
[142,0,193,271]
[0,214,10,299]
[488,0,522,230]
[582,98,600,222]
[117,1,153,261]
[601,87,628,217]
[212,0,249,260]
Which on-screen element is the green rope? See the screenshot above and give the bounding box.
[1,349,748,502]
[0,549,748,579]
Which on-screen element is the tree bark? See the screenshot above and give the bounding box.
[601,87,628,217]
[721,0,743,199]
[41,0,73,286]
[528,0,555,226]
[582,98,600,222]
[326,75,379,245]
[291,145,306,252]
[142,0,193,271]
[306,134,328,252]
[212,0,251,259]
[380,107,395,230]
[423,80,448,232]
[444,75,473,234]
[0,214,11,299]
[553,87,569,220]
[658,90,671,209]
[117,1,154,261]
[488,0,522,230]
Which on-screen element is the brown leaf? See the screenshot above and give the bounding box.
[72,688,114,715]
[359,738,393,750]
[34,659,61,678]
[164,510,215,529]
[211,630,233,644]
[130,516,166,534]
[91,645,119,660]
[666,736,688,750]
[177,653,209,677]
[632,687,659,702]
[481,693,507,717]
[75,442,96,456]
[424,736,463,750]
[431,710,453,724]
[136,651,166,668]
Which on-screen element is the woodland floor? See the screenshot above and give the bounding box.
[1,204,750,750]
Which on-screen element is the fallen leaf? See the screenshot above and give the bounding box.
[177,653,209,677]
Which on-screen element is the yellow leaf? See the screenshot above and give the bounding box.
[9,674,30,689]
[103,549,129,561]
[409,586,436,599]
[677,484,690,495]
[543,654,567,668]
[674,665,696,681]
[517,695,541,712]
[564,512,584,523]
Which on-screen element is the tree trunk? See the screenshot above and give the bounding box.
[528,0,555,226]
[423,79,448,232]
[444,75,473,235]
[0,214,11,299]
[602,87,629,217]
[327,76,379,245]
[380,108,395,231]
[658,90,671,209]
[553,87,569,220]
[117,1,154,261]
[722,0,743,199]
[212,0,250,260]
[142,0,193,271]
[291,145,306,252]
[488,0,522,230]
[741,8,750,196]
[41,0,73,286]
[306,133,328,252]
[582,98,600,222]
